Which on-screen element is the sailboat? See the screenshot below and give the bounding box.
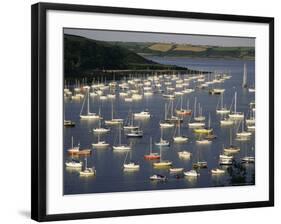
[153,146,172,167]
[159,103,174,128]
[67,136,80,154]
[93,119,110,133]
[124,111,139,130]
[196,133,211,144]
[64,107,75,127]
[211,168,226,174]
[112,125,132,151]
[125,128,143,137]
[144,137,160,160]
[176,96,192,116]
[194,103,206,122]
[219,144,233,165]
[79,157,96,176]
[224,128,240,153]
[150,174,167,181]
[189,97,205,128]
[169,167,184,173]
[178,150,192,159]
[173,120,188,143]
[220,116,234,126]
[65,149,83,168]
[80,89,101,119]
[155,128,170,146]
[236,118,252,140]
[193,113,213,134]
[246,109,255,125]
[64,120,75,127]
[216,93,230,114]
[134,110,151,119]
[192,145,208,168]
[92,132,110,148]
[241,146,255,163]
[165,100,182,123]
[229,92,244,120]
[123,151,140,170]
[184,169,200,177]
[104,100,123,125]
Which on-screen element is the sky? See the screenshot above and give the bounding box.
[64,28,255,47]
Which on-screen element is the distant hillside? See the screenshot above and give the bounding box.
[109,42,255,59]
[64,35,187,77]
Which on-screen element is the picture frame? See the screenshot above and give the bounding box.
[31,2,274,222]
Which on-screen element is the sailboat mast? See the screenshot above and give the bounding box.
[242,63,247,88]
[171,100,174,116]
[180,96,183,110]
[208,113,211,129]
[111,101,114,119]
[164,103,167,120]
[119,125,121,145]
[87,89,90,115]
[230,128,232,145]
[178,120,181,136]
[194,97,197,117]
[234,92,237,113]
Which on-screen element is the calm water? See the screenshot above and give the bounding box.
[64,57,255,195]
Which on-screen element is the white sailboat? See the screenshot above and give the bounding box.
[65,148,83,168]
[211,168,225,174]
[79,158,96,176]
[229,92,244,120]
[193,144,208,168]
[160,103,174,128]
[189,97,205,128]
[150,174,167,181]
[246,109,255,125]
[92,132,110,148]
[155,128,170,146]
[133,110,151,118]
[178,150,192,159]
[104,101,123,125]
[93,119,110,133]
[236,118,252,140]
[126,128,143,137]
[169,167,184,173]
[124,111,139,130]
[184,170,200,177]
[173,120,188,143]
[123,151,140,170]
[80,89,101,119]
[194,102,206,121]
[241,145,255,163]
[216,93,230,114]
[220,116,234,126]
[224,128,240,153]
[112,125,132,151]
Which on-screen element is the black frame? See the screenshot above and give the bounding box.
[31,2,274,222]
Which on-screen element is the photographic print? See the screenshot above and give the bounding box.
[63,28,255,195]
